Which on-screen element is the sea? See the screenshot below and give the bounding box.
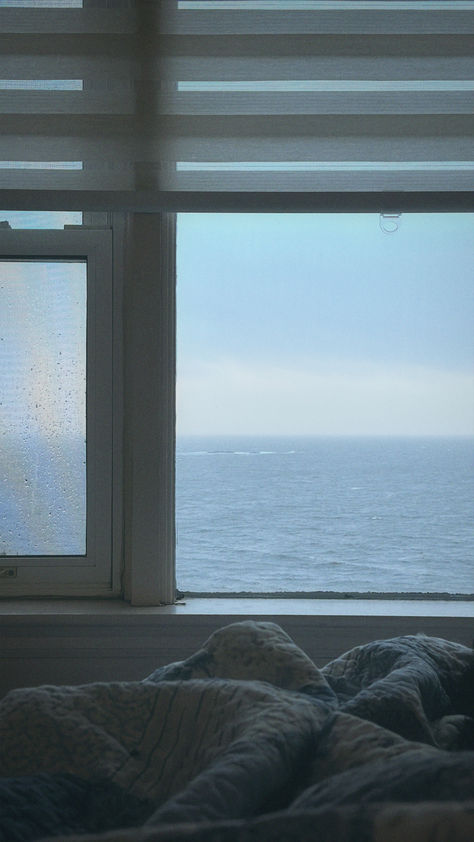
[176,436,474,595]
[2,434,473,594]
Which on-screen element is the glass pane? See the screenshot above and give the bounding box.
[0,211,82,229]
[0,1,82,7]
[176,213,474,594]
[0,260,86,556]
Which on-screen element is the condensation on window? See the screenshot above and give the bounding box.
[0,259,86,556]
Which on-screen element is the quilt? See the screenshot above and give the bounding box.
[0,620,473,841]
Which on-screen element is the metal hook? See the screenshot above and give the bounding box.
[379,213,401,234]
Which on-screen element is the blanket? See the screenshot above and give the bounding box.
[0,621,473,841]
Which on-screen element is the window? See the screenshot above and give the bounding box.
[0,221,116,595]
[176,211,474,597]
[0,211,82,229]
[2,257,87,557]
[0,210,472,605]
[0,0,472,606]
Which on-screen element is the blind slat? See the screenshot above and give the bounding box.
[2,131,471,169]
[164,8,474,36]
[0,10,135,35]
[3,6,471,36]
[2,53,472,83]
[1,91,472,116]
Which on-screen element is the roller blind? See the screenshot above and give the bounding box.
[0,0,473,208]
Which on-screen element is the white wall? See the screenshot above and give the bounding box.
[2,610,472,699]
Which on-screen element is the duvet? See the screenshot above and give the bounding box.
[0,620,473,841]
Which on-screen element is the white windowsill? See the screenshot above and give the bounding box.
[1,597,473,617]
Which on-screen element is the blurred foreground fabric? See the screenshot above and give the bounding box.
[0,621,473,842]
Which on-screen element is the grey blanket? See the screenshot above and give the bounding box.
[0,621,473,841]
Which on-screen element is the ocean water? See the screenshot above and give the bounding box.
[176,436,474,594]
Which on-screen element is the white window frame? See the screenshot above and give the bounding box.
[121,212,176,606]
[0,207,471,609]
[170,206,474,606]
[0,227,118,596]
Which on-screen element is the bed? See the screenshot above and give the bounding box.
[0,620,473,841]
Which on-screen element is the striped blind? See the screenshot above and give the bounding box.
[0,0,473,208]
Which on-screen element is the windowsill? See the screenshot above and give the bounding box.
[1,597,473,618]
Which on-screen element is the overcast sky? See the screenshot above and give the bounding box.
[177,212,474,436]
[1,210,472,439]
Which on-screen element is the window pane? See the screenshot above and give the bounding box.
[0,211,82,229]
[0,260,86,556]
[0,1,82,7]
[176,213,474,594]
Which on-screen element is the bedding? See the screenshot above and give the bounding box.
[0,620,472,841]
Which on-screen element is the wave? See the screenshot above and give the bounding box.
[178,449,296,456]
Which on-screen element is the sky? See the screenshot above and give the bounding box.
[177,212,474,436]
[1,209,472,439]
